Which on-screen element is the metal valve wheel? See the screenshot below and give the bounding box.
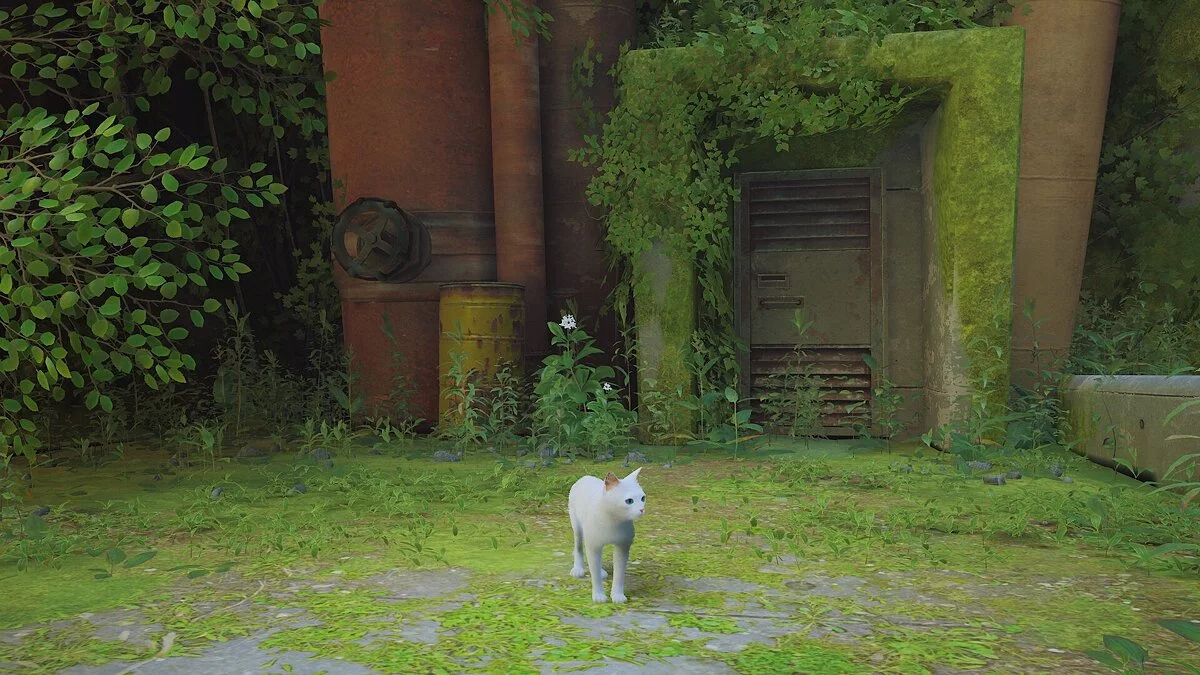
[331,197,432,282]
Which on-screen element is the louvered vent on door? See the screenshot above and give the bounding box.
[748,345,872,435]
[747,175,872,252]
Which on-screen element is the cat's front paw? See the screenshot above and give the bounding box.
[611,592,627,604]
[599,568,608,580]
[591,591,608,603]
[570,566,586,578]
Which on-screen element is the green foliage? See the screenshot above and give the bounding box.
[1071,279,1200,375]
[1084,0,1200,341]
[687,383,763,456]
[438,327,487,451]
[531,315,636,458]
[758,310,825,446]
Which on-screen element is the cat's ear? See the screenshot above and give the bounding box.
[604,472,620,491]
[625,467,642,482]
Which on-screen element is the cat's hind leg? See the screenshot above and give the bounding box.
[570,513,586,578]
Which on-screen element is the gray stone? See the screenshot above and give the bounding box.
[538,656,735,674]
[60,628,377,675]
[984,475,1007,486]
[1005,471,1023,480]
[309,447,333,461]
[209,487,224,500]
[31,505,50,517]
[433,450,461,463]
[292,483,308,494]
[363,569,469,601]
[624,450,648,467]
[237,446,267,458]
[1062,476,1074,484]
[966,461,992,472]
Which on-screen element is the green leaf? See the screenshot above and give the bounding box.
[1101,636,1147,666]
[99,295,121,316]
[121,550,158,568]
[105,548,127,566]
[59,291,79,310]
[161,173,179,192]
[724,387,738,403]
[140,183,159,204]
[166,221,182,238]
[104,227,128,246]
[121,208,140,228]
[203,298,220,312]
[1156,620,1200,645]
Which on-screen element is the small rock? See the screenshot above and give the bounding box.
[983,475,1006,486]
[898,465,914,473]
[210,487,224,500]
[1062,476,1074,484]
[31,505,50,517]
[1005,471,1023,480]
[292,483,308,494]
[516,447,529,458]
[538,446,556,460]
[967,461,993,472]
[486,446,497,454]
[663,462,673,469]
[318,459,334,470]
[623,450,648,467]
[309,447,333,461]
[152,473,163,482]
[433,450,461,463]
[238,445,267,458]
[563,457,573,465]
[22,472,32,482]
[523,460,537,469]
[1049,462,1064,477]
[596,452,614,462]
[540,458,553,468]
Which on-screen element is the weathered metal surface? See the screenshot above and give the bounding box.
[332,197,432,282]
[334,269,442,422]
[736,169,883,436]
[539,0,636,353]
[1005,0,1121,380]
[320,0,496,419]
[488,10,549,363]
[437,283,526,425]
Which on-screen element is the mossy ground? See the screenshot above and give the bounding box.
[1,437,1198,674]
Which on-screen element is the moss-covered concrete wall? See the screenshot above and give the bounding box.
[634,240,696,443]
[624,27,1025,437]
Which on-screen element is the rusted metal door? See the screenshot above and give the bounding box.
[735,168,883,436]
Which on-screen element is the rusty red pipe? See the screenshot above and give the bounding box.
[488,6,549,363]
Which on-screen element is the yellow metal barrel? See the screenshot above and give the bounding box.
[437,282,526,425]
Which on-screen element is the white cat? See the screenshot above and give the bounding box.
[568,467,646,603]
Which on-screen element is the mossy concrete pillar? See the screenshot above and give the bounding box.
[634,239,696,443]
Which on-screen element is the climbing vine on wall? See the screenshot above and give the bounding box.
[577,1,1013,392]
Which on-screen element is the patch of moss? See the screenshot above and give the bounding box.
[634,244,697,442]
[871,27,1025,400]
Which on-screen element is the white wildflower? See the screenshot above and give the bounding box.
[560,314,577,331]
[602,382,614,392]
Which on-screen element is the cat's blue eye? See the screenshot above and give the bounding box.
[641,496,646,502]
[625,498,634,505]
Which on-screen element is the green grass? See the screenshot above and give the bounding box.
[1,437,1198,673]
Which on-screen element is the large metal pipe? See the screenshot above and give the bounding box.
[321,1,495,421]
[488,8,548,364]
[539,0,636,354]
[1006,0,1121,379]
